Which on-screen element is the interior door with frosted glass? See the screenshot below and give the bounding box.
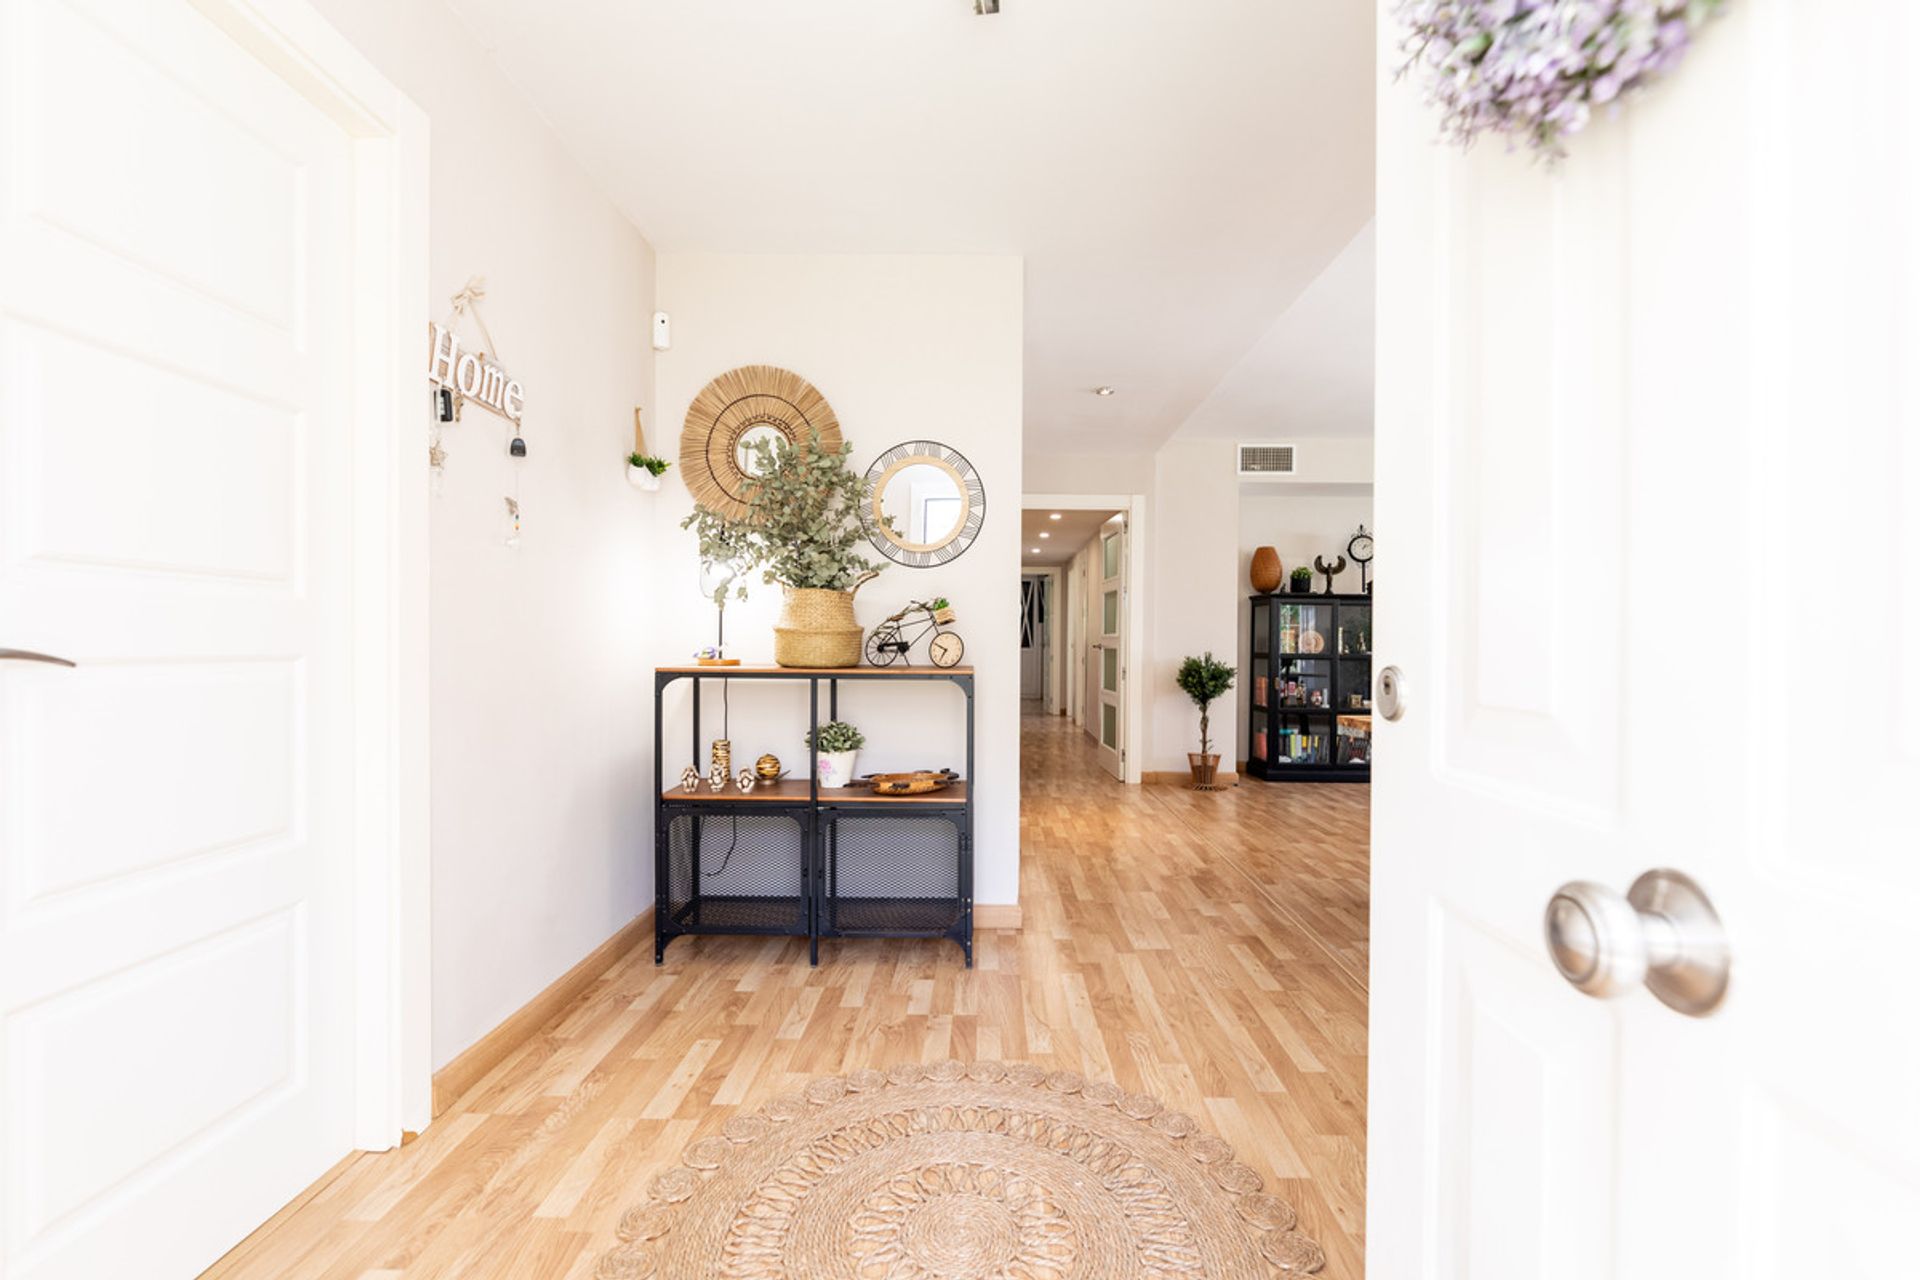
[0,0,362,1275]
[1368,1,1920,1276]
[1095,521,1125,779]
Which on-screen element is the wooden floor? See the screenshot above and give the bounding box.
[204,710,1369,1278]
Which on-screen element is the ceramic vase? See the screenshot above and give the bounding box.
[815,749,860,789]
[1249,546,1283,594]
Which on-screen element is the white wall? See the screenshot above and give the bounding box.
[1236,489,1374,761]
[652,253,1024,906]
[310,0,658,1070]
[1149,439,1242,774]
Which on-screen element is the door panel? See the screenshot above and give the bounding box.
[10,326,302,581]
[1096,522,1125,779]
[1430,906,1616,1280]
[0,0,359,1275]
[9,660,297,904]
[1372,0,1920,1273]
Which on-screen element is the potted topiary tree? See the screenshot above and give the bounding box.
[803,720,866,788]
[1176,652,1236,791]
[681,431,882,667]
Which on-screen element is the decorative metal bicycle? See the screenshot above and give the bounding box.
[865,599,965,668]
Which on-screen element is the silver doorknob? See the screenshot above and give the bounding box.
[1376,665,1406,721]
[1544,869,1730,1017]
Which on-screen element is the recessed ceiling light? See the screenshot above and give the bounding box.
[1030,547,1041,554]
[1049,512,1062,520]
[1039,531,1050,538]
[1094,386,1117,397]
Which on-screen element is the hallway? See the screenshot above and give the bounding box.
[206,713,1370,1278]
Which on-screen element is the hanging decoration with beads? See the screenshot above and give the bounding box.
[426,276,531,544]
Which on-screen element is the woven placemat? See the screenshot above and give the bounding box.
[595,1060,1325,1278]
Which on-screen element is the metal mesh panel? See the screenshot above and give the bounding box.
[666,811,807,934]
[823,815,962,935]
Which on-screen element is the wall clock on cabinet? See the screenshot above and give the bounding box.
[1348,525,1373,594]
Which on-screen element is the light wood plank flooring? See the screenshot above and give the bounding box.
[204,710,1369,1278]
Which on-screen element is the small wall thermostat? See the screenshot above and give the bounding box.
[652,311,671,351]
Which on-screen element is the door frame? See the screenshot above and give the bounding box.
[189,0,433,1147]
[1018,568,1066,714]
[1024,494,1146,784]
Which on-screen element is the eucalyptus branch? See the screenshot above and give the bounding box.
[679,430,880,604]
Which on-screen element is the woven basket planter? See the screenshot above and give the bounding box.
[773,571,876,668]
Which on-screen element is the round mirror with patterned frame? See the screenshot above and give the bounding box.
[861,440,986,567]
[679,365,843,520]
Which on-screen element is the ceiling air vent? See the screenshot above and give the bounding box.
[1237,443,1297,478]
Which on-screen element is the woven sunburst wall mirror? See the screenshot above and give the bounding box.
[861,440,987,567]
[679,365,843,520]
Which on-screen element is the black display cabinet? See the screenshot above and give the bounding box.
[1246,594,1372,783]
[653,665,975,966]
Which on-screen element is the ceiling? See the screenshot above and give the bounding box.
[1020,507,1119,567]
[442,0,1376,454]
[1179,221,1376,440]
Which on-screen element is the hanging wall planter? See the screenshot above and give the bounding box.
[627,462,663,491]
[627,451,669,491]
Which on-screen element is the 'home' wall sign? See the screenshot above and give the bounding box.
[426,322,524,421]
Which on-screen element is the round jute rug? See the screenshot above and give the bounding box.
[594,1060,1326,1278]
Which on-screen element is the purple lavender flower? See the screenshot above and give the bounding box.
[1393,0,1729,155]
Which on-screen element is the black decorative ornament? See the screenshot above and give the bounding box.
[509,435,527,457]
[1347,524,1374,594]
[1314,554,1348,595]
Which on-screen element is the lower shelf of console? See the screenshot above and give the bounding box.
[656,805,971,964]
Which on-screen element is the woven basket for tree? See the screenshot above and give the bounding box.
[773,572,877,668]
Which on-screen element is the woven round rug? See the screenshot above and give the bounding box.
[595,1060,1326,1278]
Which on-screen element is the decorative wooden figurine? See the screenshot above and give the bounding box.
[736,769,757,794]
[680,765,701,794]
[1314,553,1348,594]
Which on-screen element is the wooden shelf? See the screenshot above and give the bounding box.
[656,663,975,966]
[656,664,972,676]
[662,778,967,806]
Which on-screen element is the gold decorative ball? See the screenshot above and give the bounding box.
[756,753,782,780]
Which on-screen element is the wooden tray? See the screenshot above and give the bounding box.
[862,769,960,796]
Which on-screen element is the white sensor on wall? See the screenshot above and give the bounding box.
[652,312,671,351]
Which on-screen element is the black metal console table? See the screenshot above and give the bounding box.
[652,665,976,967]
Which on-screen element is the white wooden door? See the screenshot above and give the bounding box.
[1095,521,1126,779]
[0,0,362,1274]
[1369,1,1920,1275]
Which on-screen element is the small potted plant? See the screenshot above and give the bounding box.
[627,451,670,491]
[804,720,866,788]
[1289,565,1313,595]
[1176,652,1236,791]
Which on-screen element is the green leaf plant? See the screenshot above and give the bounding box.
[1175,651,1237,758]
[680,430,883,606]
